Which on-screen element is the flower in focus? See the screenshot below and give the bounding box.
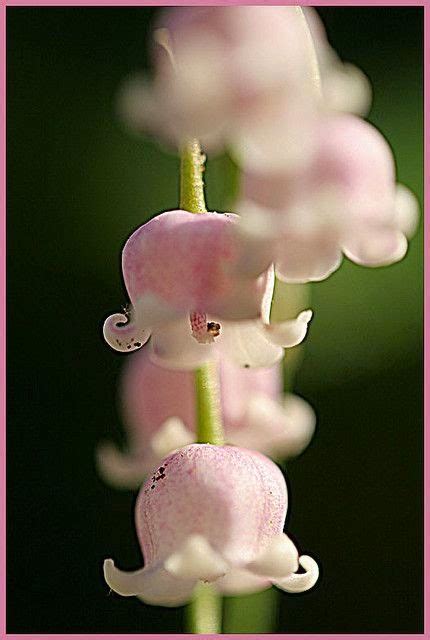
[304,7,372,116]
[103,210,312,368]
[97,350,315,488]
[103,444,318,605]
[118,6,322,172]
[238,114,420,283]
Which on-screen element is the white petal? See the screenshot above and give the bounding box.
[103,312,150,353]
[324,62,372,116]
[150,317,216,370]
[276,240,342,284]
[247,534,299,578]
[395,184,420,239]
[95,441,146,490]
[215,568,270,596]
[343,226,408,267]
[104,559,196,606]
[229,393,315,459]
[274,554,319,593]
[264,310,313,348]
[220,321,283,368]
[164,535,229,582]
[280,394,316,457]
[150,417,195,460]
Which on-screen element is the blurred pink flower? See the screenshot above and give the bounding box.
[238,115,419,282]
[104,444,318,604]
[118,6,321,171]
[97,350,315,488]
[103,210,312,367]
[304,7,372,116]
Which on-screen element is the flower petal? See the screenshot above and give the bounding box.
[96,441,146,489]
[274,554,319,593]
[104,559,196,606]
[228,393,315,459]
[342,226,407,267]
[150,317,216,370]
[103,312,150,353]
[220,321,284,368]
[164,534,229,581]
[150,417,195,460]
[247,534,299,578]
[215,568,270,596]
[275,236,342,283]
[394,183,420,239]
[264,310,313,348]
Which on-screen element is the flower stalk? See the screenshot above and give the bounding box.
[186,583,222,634]
[179,138,207,214]
[180,137,224,630]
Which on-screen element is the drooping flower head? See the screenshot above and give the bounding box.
[239,115,419,282]
[104,444,318,605]
[118,6,322,172]
[97,349,315,488]
[103,210,312,368]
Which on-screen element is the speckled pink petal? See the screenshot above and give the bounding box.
[122,210,265,320]
[103,445,318,603]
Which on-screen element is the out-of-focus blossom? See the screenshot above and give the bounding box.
[103,210,312,367]
[238,115,420,283]
[304,7,372,116]
[97,351,315,488]
[104,444,319,605]
[118,6,321,172]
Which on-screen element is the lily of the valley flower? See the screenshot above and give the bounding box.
[103,444,319,605]
[238,114,419,283]
[97,350,315,488]
[118,6,321,172]
[103,210,312,368]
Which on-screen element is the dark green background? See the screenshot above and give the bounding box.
[7,7,423,633]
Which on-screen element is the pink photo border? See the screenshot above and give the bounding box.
[0,0,427,638]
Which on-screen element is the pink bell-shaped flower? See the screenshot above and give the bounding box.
[239,114,419,283]
[103,444,319,605]
[97,350,315,488]
[118,7,321,172]
[103,210,312,368]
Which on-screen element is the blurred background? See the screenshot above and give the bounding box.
[7,7,423,634]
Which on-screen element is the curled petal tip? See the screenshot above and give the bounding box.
[265,309,313,348]
[247,534,299,578]
[103,312,150,353]
[275,554,319,593]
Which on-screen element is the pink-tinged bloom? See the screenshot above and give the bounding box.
[304,8,372,116]
[118,6,321,172]
[103,210,312,368]
[97,350,315,488]
[103,444,319,604]
[238,115,419,283]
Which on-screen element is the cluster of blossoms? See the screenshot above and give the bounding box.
[100,7,418,613]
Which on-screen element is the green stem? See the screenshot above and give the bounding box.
[186,583,222,634]
[195,362,224,445]
[179,138,207,213]
[179,137,224,631]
